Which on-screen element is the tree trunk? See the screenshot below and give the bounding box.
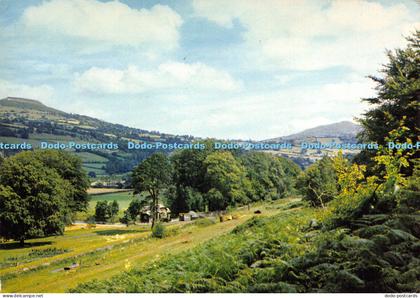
[19,238,25,247]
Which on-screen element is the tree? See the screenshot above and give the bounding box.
[204,151,250,211]
[126,197,144,221]
[32,151,90,212]
[95,201,110,223]
[120,210,133,226]
[109,200,119,219]
[296,157,338,208]
[88,171,97,178]
[357,30,420,175]
[132,153,172,227]
[240,152,294,202]
[277,156,302,194]
[0,154,69,246]
[9,151,90,213]
[168,141,215,214]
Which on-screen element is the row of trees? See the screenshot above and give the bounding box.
[128,146,302,227]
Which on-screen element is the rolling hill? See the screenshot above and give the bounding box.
[1,97,364,173]
[0,97,194,176]
[265,121,362,142]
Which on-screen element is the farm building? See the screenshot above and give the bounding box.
[140,204,171,223]
[179,211,199,221]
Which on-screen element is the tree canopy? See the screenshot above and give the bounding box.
[0,153,69,245]
[358,30,420,175]
[132,153,173,227]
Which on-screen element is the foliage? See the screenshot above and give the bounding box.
[0,152,70,245]
[204,151,251,211]
[94,200,119,223]
[30,150,90,212]
[168,143,300,214]
[151,222,166,239]
[71,208,314,293]
[296,157,338,208]
[167,185,206,214]
[193,218,216,227]
[110,200,119,218]
[95,201,110,222]
[357,30,420,175]
[240,152,289,202]
[132,153,173,227]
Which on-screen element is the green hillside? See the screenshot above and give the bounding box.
[0,97,194,175]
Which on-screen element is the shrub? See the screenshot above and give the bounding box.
[296,157,337,208]
[194,218,216,227]
[152,222,166,238]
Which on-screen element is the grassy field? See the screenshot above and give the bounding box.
[89,191,134,211]
[0,198,300,293]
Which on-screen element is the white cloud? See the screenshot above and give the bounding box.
[0,79,55,102]
[22,0,182,49]
[155,76,376,139]
[74,62,241,94]
[192,0,419,72]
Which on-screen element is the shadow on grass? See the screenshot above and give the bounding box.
[0,241,53,250]
[94,229,146,236]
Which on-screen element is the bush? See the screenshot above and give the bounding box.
[296,157,338,208]
[194,218,216,227]
[152,222,166,238]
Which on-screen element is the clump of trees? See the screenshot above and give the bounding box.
[296,157,337,208]
[95,200,119,223]
[127,142,301,228]
[0,151,89,246]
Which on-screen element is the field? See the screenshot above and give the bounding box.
[0,198,300,293]
[72,191,134,221]
[88,191,134,211]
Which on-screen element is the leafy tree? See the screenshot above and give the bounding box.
[171,147,209,193]
[296,157,338,208]
[167,185,206,214]
[11,151,90,213]
[132,153,172,227]
[88,171,97,178]
[204,151,251,211]
[125,197,145,221]
[33,151,90,212]
[240,152,290,202]
[357,30,420,175]
[95,201,110,222]
[0,154,69,246]
[168,141,215,214]
[278,156,302,193]
[120,210,134,226]
[109,200,119,219]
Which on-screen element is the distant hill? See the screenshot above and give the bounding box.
[1,97,363,173]
[0,97,65,115]
[0,97,194,176]
[266,121,362,142]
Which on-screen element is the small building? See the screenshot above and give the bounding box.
[140,204,171,223]
[179,211,199,221]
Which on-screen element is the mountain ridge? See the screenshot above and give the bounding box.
[265,121,362,142]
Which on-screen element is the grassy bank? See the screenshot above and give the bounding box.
[0,198,299,293]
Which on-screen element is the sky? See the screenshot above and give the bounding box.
[0,0,419,140]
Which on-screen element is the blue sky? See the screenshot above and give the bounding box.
[0,0,418,140]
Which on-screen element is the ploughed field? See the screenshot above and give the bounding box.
[0,197,301,293]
